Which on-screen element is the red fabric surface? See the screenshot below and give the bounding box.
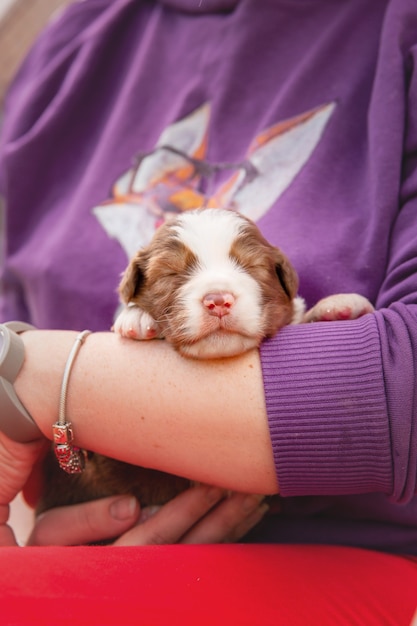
[1,545,417,625]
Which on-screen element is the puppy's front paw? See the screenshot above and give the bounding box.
[113,305,158,340]
[304,293,374,323]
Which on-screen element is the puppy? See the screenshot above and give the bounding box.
[113,208,306,359]
[37,208,374,516]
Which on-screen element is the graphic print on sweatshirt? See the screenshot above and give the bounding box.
[93,102,335,260]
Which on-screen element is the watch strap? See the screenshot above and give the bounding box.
[0,322,43,442]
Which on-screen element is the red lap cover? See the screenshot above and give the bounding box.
[1,545,417,625]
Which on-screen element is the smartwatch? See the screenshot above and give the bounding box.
[0,322,43,442]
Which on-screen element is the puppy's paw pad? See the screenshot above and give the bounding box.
[126,328,140,339]
[145,326,157,339]
[113,306,158,340]
[304,294,374,323]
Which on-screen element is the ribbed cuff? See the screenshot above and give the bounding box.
[260,315,392,497]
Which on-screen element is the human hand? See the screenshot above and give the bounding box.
[0,431,47,546]
[27,485,269,546]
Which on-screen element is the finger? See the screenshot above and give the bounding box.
[0,435,47,506]
[114,484,226,546]
[181,493,269,544]
[27,495,140,546]
[0,505,18,546]
[22,444,50,508]
[0,525,18,546]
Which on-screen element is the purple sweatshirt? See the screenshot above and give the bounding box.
[1,0,417,554]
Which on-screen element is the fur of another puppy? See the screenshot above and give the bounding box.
[37,209,374,518]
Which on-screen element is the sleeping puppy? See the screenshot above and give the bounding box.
[113,208,373,355]
[113,208,306,358]
[37,208,374,515]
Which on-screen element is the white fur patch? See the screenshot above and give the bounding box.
[173,210,264,352]
[173,209,243,268]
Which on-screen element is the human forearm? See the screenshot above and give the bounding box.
[15,330,278,495]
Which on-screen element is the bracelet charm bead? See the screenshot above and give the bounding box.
[52,421,87,474]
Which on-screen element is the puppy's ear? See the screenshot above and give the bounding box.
[273,250,299,300]
[118,251,148,304]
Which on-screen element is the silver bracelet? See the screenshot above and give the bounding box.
[52,330,91,474]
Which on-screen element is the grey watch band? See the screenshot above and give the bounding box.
[0,322,43,442]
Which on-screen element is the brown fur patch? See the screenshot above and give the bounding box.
[230,218,298,336]
[119,223,200,349]
[37,449,190,515]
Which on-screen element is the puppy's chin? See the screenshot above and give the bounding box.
[175,331,261,360]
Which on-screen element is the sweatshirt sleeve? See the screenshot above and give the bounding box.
[260,306,417,502]
[260,38,417,504]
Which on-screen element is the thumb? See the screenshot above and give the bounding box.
[27,495,140,546]
[0,434,47,506]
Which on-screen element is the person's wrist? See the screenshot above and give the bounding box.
[0,322,43,442]
[14,329,81,440]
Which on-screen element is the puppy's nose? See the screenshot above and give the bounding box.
[203,292,235,317]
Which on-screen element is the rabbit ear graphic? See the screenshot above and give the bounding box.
[130,102,211,194]
[212,102,336,222]
[93,104,212,258]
